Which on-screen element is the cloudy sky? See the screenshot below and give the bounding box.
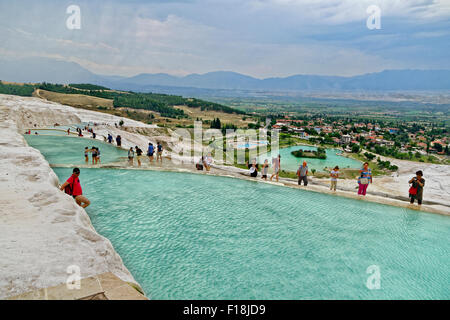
[0,0,449,78]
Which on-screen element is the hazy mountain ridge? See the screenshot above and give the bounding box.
[1,57,450,92]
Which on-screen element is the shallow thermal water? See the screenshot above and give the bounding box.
[258,145,362,172]
[52,167,450,299]
[24,134,127,165]
[26,129,71,136]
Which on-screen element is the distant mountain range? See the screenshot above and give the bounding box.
[1,57,450,92]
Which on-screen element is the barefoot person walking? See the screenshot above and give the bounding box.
[60,168,90,208]
[330,166,339,191]
[147,142,155,164]
[135,146,143,167]
[297,161,308,186]
[409,170,425,206]
[128,147,135,166]
[357,162,372,196]
[156,142,163,163]
[270,154,281,182]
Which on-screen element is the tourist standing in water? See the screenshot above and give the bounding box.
[116,135,122,147]
[91,146,98,165]
[270,154,280,182]
[297,161,309,186]
[409,170,425,206]
[147,143,154,164]
[96,147,101,164]
[84,147,89,163]
[357,162,372,196]
[128,147,134,165]
[261,159,269,180]
[136,146,143,167]
[330,166,339,191]
[156,142,163,163]
[60,168,90,208]
[108,134,113,143]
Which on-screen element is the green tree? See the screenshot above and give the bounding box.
[434,143,443,153]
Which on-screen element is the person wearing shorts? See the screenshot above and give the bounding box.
[409,170,425,205]
[330,166,339,191]
[147,143,155,164]
[297,161,308,186]
[136,146,143,167]
[128,147,134,165]
[84,147,89,163]
[60,168,90,208]
[270,154,281,182]
[91,146,97,165]
[156,142,163,163]
[96,147,101,164]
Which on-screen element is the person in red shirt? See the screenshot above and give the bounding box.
[60,168,90,208]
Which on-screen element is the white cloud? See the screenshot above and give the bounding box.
[250,0,450,24]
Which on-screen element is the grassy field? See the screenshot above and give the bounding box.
[35,89,113,109]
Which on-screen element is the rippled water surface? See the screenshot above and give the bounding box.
[53,167,450,299]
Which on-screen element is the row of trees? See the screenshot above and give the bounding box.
[186,98,245,115]
[68,83,110,90]
[209,118,238,134]
[0,82,35,96]
[291,147,327,159]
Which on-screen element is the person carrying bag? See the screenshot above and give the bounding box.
[409,170,425,205]
[357,162,372,196]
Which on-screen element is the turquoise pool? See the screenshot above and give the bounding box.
[258,145,362,172]
[52,167,450,300]
[24,135,127,165]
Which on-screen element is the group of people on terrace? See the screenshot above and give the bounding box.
[107,133,122,147]
[240,156,425,205]
[196,153,213,171]
[84,146,101,165]
[245,154,281,182]
[127,142,164,166]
